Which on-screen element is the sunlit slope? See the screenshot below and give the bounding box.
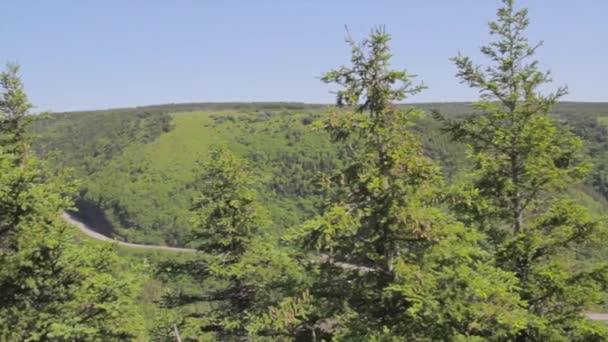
[82,110,339,244]
[33,102,608,246]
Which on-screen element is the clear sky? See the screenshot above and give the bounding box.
[1,1,606,112]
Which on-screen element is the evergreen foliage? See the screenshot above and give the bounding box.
[156,148,305,341]
[264,27,528,340]
[0,63,145,341]
[3,1,608,340]
[436,0,608,340]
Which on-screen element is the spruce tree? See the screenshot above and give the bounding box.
[0,63,144,341]
[0,63,32,160]
[436,1,608,340]
[160,147,304,341]
[266,27,527,340]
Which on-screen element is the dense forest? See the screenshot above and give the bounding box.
[32,102,608,246]
[3,0,608,340]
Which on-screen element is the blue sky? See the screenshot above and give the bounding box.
[1,1,606,112]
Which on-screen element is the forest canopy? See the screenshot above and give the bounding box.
[2,0,608,340]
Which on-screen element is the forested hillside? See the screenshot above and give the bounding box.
[4,0,608,340]
[34,106,339,244]
[33,102,608,245]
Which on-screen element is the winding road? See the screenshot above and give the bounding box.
[62,211,608,321]
[62,212,196,253]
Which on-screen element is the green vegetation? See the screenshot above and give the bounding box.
[2,0,608,340]
[151,148,305,340]
[0,64,145,341]
[269,27,527,340]
[32,103,608,248]
[436,1,608,338]
[35,107,340,246]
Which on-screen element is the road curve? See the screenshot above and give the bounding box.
[62,212,196,253]
[62,211,608,321]
[586,313,608,321]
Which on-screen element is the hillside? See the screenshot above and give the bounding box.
[33,101,608,246]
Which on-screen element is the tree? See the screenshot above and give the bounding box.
[0,63,144,341]
[189,148,262,259]
[435,1,608,340]
[0,63,34,245]
[159,147,305,341]
[0,63,32,160]
[272,27,527,340]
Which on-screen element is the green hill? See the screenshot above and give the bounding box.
[33,102,608,246]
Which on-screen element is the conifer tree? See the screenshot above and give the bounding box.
[436,1,608,340]
[0,63,32,160]
[189,148,261,260]
[267,27,528,340]
[161,147,304,341]
[0,63,144,341]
